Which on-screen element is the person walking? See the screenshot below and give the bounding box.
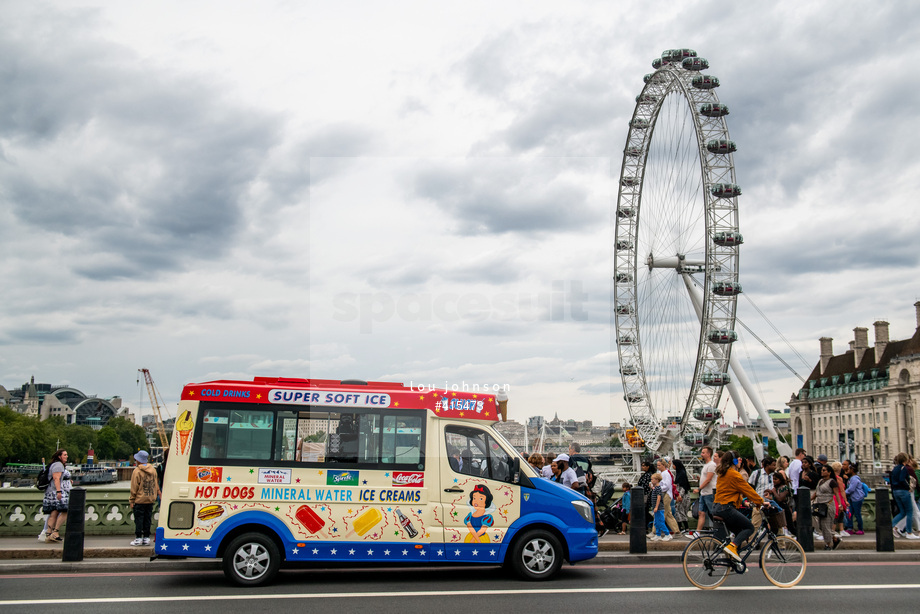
[656,458,679,534]
[812,464,841,550]
[638,460,655,533]
[672,458,693,535]
[844,462,866,535]
[649,473,671,541]
[891,452,920,539]
[41,449,71,543]
[690,446,717,538]
[748,456,777,534]
[129,450,160,546]
[771,472,794,536]
[830,461,848,538]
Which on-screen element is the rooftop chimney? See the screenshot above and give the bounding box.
[854,327,869,367]
[820,337,833,374]
[874,320,890,363]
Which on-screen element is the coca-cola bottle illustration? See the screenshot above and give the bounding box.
[395,508,418,538]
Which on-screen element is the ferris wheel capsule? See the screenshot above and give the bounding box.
[620,176,641,187]
[615,272,633,284]
[700,103,730,117]
[707,329,738,344]
[711,183,742,198]
[692,75,720,89]
[684,433,707,446]
[712,281,742,296]
[701,372,731,386]
[615,304,634,315]
[615,239,634,251]
[620,365,639,376]
[712,231,743,246]
[652,58,665,69]
[692,407,721,421]
[617,206,636,218]
[625,146,643,157]
[663,48,697,62]
[706,139,737,154]
[682,57,709,71]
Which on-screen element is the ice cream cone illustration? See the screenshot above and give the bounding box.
[176,410,194,455]
[496,391,508,422]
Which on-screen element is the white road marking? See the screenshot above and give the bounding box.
[2,584,920,605]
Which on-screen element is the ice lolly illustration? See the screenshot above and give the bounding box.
[347,508,383,538]
[294,505,326,534]
[176,410,194,454]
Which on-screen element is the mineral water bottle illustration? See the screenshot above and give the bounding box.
[396,509,418,538]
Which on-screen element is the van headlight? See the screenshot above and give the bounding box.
[572,500,593,524]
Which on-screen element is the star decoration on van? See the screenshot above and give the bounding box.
[249,469,254,474]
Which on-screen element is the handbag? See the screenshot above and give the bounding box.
[691,499,700,520]
[812,502,828,518]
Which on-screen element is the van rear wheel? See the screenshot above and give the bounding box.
[509,529,563,580]
[223,532,281,587]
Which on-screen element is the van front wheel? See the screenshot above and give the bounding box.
[509,529,563,580]
[223,532,281,587]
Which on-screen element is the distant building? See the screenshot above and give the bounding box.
[788,302,920,473]
[2,376,128,429]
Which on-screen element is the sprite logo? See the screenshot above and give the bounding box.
[327,470,359,486]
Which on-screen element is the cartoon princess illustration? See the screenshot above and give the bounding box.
[464,484,495,543]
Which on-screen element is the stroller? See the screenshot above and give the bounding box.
[595,478,626,536]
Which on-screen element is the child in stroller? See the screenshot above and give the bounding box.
[596,480,631,536]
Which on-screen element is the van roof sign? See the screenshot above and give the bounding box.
[181,377,503,421]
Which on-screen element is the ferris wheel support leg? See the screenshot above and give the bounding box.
[681,274,792,459]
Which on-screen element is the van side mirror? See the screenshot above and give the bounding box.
[513,456,520,484]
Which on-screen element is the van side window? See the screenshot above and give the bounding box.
[195,401,425,469]
[445,426,514,483]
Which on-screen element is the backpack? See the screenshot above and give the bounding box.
[861,481,871,496]
[668,470,679,499]
[35,465,51,491]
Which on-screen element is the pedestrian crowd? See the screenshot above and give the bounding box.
[577,445,920,549]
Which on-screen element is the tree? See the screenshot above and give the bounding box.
[95,427,120,460]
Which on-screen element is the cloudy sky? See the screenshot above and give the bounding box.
[2,1,919,429]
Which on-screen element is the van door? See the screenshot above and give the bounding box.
[440,423,521,562]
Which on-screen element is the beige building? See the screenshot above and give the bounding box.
[788,303,920,475]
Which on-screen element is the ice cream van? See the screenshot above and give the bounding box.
[155,377,598,585]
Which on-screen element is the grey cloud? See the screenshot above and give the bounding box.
[411,159,603,235]
[0,7,283,280]
[0,326,83,346]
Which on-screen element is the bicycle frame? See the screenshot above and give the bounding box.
[704,515,785,570]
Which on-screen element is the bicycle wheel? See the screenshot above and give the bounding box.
[760,536,806,588]
[682,536,730,589]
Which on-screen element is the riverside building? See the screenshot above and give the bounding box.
[788,302,920,476]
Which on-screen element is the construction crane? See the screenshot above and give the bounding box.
[138,369,170,449]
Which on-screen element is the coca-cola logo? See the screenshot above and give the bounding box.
[392,471,424,487]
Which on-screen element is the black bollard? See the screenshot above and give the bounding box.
[795,487,814,552]
[875,487,894,552]
[62,487,85,562]
[629,485,646,554]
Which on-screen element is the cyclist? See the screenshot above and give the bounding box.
[712,450,764,562]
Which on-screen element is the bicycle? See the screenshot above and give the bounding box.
[682,503,806,589]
